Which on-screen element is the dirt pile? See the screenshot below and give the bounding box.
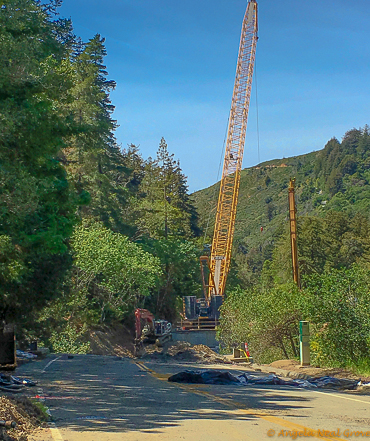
[142,341,229,364]
[88,324,135,358]
[0,396,46,441]
[87,326,230,364]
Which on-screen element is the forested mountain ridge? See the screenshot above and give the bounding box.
[192,126,370,286]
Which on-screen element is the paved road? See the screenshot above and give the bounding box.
[16,354,370,441]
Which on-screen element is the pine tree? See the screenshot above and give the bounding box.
[135,138,200,239]
[61,34,130,233]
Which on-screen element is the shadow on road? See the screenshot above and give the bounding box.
[18,354,314,435]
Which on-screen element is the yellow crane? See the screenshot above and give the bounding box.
[201,0,258,302]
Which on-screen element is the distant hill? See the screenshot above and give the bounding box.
[191,126,370,283]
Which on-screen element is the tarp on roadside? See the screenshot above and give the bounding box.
[168,370,240,385]
[168,370,360,390]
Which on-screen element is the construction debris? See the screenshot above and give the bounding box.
[142,341,230,364]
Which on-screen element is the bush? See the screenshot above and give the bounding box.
[303,266,370,367]
[217,283,301,363]
[218,265,370,368]
[50,322,91,354]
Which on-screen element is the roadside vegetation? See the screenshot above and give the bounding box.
[0,0,202,353]
[212,130,370,372]
[1,0,370,374]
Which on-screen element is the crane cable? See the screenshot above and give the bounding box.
[203,117,230,246]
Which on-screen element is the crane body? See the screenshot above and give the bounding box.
[184,1,258,325]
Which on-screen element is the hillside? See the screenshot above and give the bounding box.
[191,126,370,284]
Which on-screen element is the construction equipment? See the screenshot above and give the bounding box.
[184,0,258,322]
[134,308,171,355]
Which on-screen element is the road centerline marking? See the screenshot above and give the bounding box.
[133,360,345,441]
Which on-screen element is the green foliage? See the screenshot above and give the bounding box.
[265,211,370,285]
[50,322,91,354]
[0,0,78,325]
[135,138,200,239]
[303,266,370,367]
[61,34,131,234]
[29,398,52,422]
[0,0,201,347]
[0,235,25,283]
[218,265,370,367]
[140,238,202,321]
[218,283,301,363]
[71,222,162,322]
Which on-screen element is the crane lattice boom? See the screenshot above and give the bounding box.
[208,0,258,299]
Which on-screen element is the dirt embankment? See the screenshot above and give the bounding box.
[87,325,230,364]
[88,324,135,358]
[0,396,47,441]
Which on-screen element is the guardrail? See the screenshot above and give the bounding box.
[176,317,219,331]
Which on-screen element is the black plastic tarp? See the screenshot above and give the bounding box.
[168,370,241,385]
[168,370,360,390]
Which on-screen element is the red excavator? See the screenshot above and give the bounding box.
[134,308,171,355]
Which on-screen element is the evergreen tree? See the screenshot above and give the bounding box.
[61,34,129,233]
[0,0,78,325]
[135,138,200,239]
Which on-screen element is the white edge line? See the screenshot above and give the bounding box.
[49,423,64,441]
[314,390,370,404]
[42,356,62,373]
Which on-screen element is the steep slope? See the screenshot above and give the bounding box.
[191,126,370,284]
[192,151,318,255]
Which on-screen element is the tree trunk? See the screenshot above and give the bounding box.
[288,331,298,357]
[280,338,289,359]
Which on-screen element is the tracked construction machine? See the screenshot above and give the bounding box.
[134,309,171,355]
[183,0,258,327]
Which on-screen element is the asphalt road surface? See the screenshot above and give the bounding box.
[16,354,370,441]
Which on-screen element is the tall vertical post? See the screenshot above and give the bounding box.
[164,185,168,239]
[299,321,310,366]
[288,178,300,288]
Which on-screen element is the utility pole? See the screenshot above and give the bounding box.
[164,185,168,239]
[288,178,300,288]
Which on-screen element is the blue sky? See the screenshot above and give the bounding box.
[59,0,370,193]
